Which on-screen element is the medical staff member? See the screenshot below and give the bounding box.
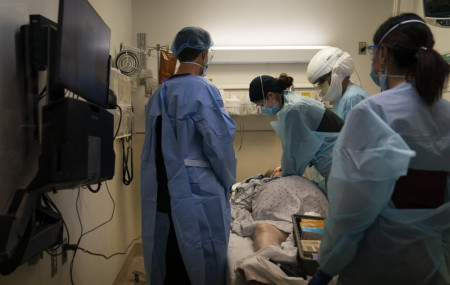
[307,47,369,120]
[309,13,450,285]
[249,73,343,180]
[141,26,237,285]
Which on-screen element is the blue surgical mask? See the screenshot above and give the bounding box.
[370,66,389,91]
[370,66,378,86]
[261,104,280,116]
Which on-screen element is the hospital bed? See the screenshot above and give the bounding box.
[227,174,336,285]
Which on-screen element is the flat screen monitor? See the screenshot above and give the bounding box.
[55,0,111,108]
[423,0,450,28]
[424,0,450,17]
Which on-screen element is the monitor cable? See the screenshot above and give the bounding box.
[87,182,101,193]
[70,181,115,285]
[42,193,71,257]
[121,136,134,185]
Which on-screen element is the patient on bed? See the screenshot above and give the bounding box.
[230,168,328,251]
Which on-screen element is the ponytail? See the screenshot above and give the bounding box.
[375,13,450,105]
[413,49,450,105]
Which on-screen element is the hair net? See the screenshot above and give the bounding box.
[171,27,214,58]
[307,47,354,84]
[248,75,283,102]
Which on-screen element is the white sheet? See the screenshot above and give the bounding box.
[228,233,316,285]
[227,175,335,284]
[227,233,255,285]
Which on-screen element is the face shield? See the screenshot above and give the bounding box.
[307,47,343,85]
[321,52,355,102]
[313,73,332,98]
[206,48,214,65]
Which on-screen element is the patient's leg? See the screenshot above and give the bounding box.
[252,222,289,251]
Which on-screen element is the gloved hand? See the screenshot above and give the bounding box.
[308,270,333,285]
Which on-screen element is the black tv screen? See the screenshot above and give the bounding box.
[56,0,111,108]
[424,0,450,18]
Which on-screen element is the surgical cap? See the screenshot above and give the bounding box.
[307,47,354,84]
[171,27,214,58]
[249,75,283,102]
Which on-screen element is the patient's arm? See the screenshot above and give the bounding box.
[252,222,289,251]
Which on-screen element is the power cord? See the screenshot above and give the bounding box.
[121,136,134,185]
[113,105,123,140]
[42,193,70,257]
[70,181,115,285]
[64,235,141,260]
[87,182,101,193]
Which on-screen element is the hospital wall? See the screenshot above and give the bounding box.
[131,0,397,181]
[1,2,449,285]
[399,0,450,101]
[129,0,450,181]
[0,1,141,285]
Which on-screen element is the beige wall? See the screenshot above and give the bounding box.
[0,1,139,285]
[130,0,396,181]
[232,115,283,182]
[399,0,450,101]
[2,1,448,284]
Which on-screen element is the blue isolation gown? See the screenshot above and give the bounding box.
[331,83,368,120]
[318,82,450,285]
[271,91,339,179]
[141,74,237,285]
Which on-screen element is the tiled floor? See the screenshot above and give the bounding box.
[113,243,146,285]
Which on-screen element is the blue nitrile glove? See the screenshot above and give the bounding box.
[308,270,333,285]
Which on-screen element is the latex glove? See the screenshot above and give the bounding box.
[308,270,333,285]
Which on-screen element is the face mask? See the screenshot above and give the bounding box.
[370,66,389,91]
[261,103,280,116]
[378,70,389,91]
[370,66,378,85]
[181,61,207,77]
[368,19,426,91]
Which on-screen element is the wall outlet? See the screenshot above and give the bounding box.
[137,33,147,50]
[359,41,367,55]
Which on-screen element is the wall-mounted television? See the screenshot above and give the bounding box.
[423,0,450,28]
[0,0,115,274]
[28,0,115,192]
[53,0,111,108]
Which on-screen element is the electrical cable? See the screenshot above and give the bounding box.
[65,236,141,260]
[113,105,123,139]
[83,182,116,237]
[237,116,245,152]
[70,188,83,285]
[121,136,134,185]
[42,193,71,257]
[70,181,116,285]
[354,69,363,88]
[87,182,101,193]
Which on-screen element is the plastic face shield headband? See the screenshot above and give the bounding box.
[207,48,214,65]
[378,19,428,45]
[260,76,265,100]
[255,75,266,106]
[259,76,280,116]
[361,20,427,55]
